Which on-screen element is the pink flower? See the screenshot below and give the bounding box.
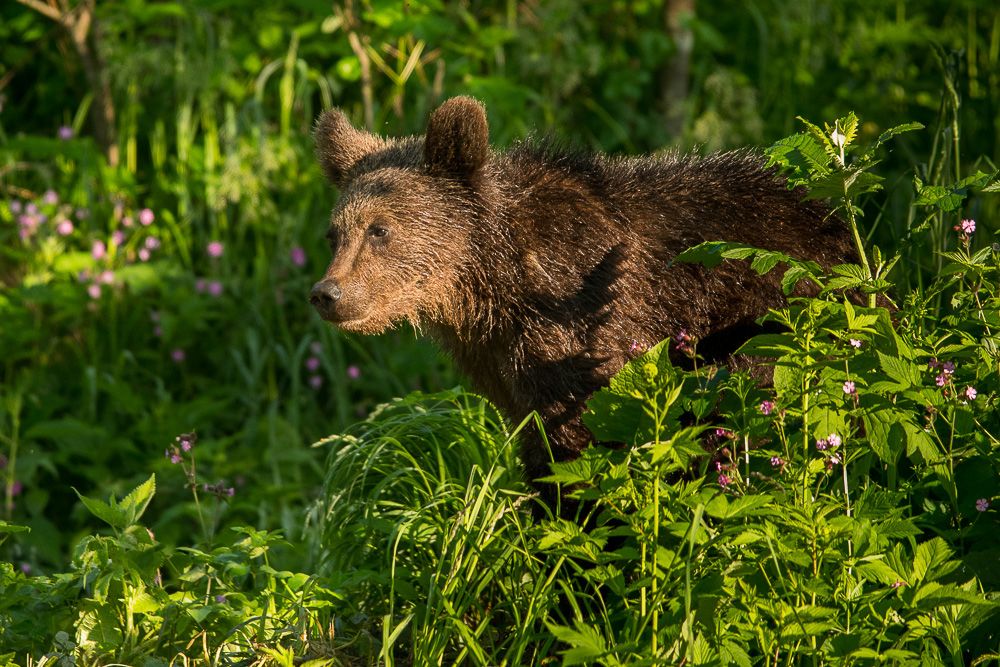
[139,208,154,226]
[58,125,73,140]
[310,341,323,355]
[208,281,223,297]
[99,270,114,284]
[171,349,185,362]
[759,400,775,415]
[942,361,955,375]
[816,438,828,451]
[936,374,947,387]
[145,236,160,250]
[290,246,306,266]
[75,208,89,220]
[827,433,842,448]
[57,220,74,235]
[25,202,38,215]
[306,356,321,372]
[843,381,856,395]
[87,284,101,299]
[347,365,361,380]
[9,200,22,214]
[309,375,322,388]
[122,216,133,227]
[42,189,58,205]
[715,428,732,438]
[92,240,106,260]
[138,248,150,261]
[961,219,976,235]
[977,498,989,512]
[207,241,224,258]
[153,326,163,337]
[965,386,978,401]
[891,580,905,589]
[929,358,941,370]
[849,339,862,349]
[195,279,206,292]
[770,456,784,466]
[718,473,730,488]
[112,230,125,245]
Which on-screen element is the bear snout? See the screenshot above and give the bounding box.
[309,280,343,319]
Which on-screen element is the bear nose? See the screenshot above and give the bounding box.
[310,280,343,311]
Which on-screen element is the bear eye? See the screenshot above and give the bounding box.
[368,225,389,239]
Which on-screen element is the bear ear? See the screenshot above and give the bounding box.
[314,109,384,187]
[423,96,489,181]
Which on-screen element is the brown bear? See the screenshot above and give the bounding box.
[310,96,856,504]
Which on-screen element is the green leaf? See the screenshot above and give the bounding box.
[913,171,995,212]
[877,352,919,389]
[119,474,156,527]
[912,538,953,583]
[73,489,128,530]
[582,339,683,447]
[765,131,831,184]
[704,493,776,520]
[546,621,613,666]
[913,582,988,609]
[76,601,123,650]
[861,406,903,464]
[0,521,29,535]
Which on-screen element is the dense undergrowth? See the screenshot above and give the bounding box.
[3,110,1000,664]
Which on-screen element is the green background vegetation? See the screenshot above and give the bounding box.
[1,0,999,664]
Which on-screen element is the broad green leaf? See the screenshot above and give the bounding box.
[73,490,128,530]
[912,538,953,583]
[119,474,156,527]
[877,352,919,388]
[913,170,995,212]
[704,493,776,520]
[861,407,903,464]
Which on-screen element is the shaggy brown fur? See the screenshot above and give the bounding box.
[310,97,856,504]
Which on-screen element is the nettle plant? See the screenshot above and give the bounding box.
[538,115,1000,664]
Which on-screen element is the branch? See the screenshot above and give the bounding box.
[15,0,62,23]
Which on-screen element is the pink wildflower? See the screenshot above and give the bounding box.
[87,284,101,299]
[207,281,223,297]
[960,219,976,235]
[309,375,323,388]
[977,498,989,512]
[347,365,361,379]
[849,339,862,349]
[171,349,185,362]
[290,246,306,266]
[57,220,74,235]
[92,240,106,260]
[759,400,775,415]
[138,248,150,261]
[207,241,224,258]
[306,356,321,372]
[139,208,154,226]
[843,380,856,395]
[965,386,978,401]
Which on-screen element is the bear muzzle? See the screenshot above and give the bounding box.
[309,279,344,321]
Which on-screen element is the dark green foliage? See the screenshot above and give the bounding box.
[2,0,1000,663]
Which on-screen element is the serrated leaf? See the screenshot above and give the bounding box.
[912,538,953,583]
[120,474,156,527]
[704,493,776,520]
[781,265,812,294]
[765,131,831,184]
[750,251,782,275]
[913,171,995,212]
[877,352,919,388]
[913,582,988,609]
[861,408,903,464]
[74,489,128,530]
[870,122,924,152]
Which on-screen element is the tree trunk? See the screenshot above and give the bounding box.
[660,0,695,141]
